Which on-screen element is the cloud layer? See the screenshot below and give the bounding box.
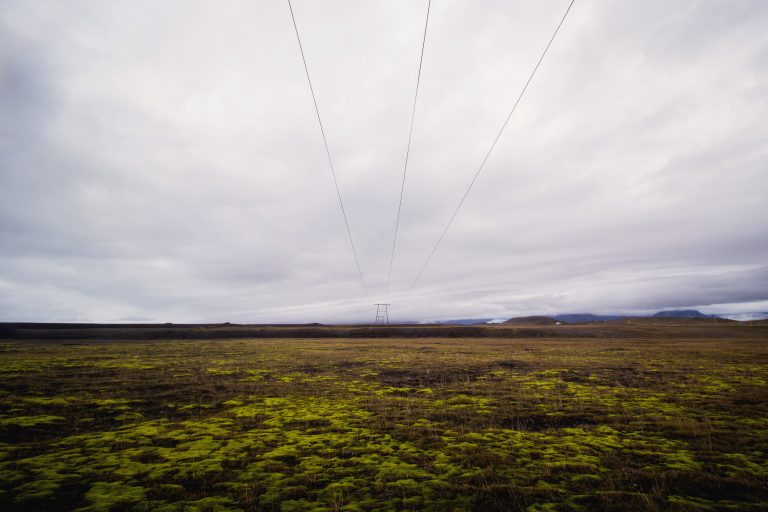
[1,0,767,323]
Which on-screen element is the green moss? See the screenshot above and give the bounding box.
[571,474,602,484]
[667,495,717,510]
[2,336,767,510]
[183,496,242,511]
[526,503,559,512]
[205,368,236,376]
[0,415,65,427]
[22,396,79,406]
[79,481,146,511]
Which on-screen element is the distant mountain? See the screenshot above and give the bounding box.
[652,310,712,319]
[439,308,739,326]
[503,316,561,326]
[553,314,628,323]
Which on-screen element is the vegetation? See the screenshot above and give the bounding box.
[0,335,766,511]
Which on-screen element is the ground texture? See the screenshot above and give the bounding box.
[1,333,767,511]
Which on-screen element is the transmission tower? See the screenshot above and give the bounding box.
[374,304,390,325]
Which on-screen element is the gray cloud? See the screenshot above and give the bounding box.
[1,0,767,323]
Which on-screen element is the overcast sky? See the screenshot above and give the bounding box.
[1,0,767,323]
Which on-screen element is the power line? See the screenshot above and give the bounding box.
[407,0,576,295]
[287,0,368,298]
[386,0,432,296]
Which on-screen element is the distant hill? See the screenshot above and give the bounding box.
[503,316,561,326]
[652,310,712,319]
[440,309,743,326]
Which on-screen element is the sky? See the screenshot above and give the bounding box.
[1,0,767,323]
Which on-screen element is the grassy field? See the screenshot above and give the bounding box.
[1,331,767,511]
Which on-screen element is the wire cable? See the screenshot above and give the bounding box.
[407,0,576,295]
[385,0,432,296]
[287,0,368,298]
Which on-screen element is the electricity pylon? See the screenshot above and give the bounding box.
[374,304,390,325]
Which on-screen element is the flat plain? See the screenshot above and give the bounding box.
[1,323,767,511]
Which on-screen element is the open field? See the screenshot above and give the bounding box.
[1,326,767,511]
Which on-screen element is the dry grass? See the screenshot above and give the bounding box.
[0,334,766,511]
